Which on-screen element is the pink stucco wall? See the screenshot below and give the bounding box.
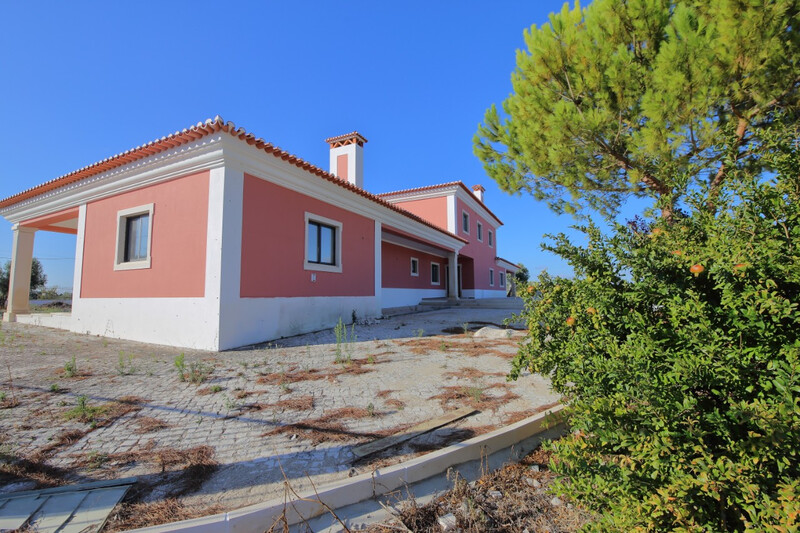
[381,242,446,289]
[390,197,449,230]
[240,173,375,298]
[80,171,209,298]
[457,197,500,291]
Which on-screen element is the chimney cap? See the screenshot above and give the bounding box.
[325,131,368,148]
[472,184,486,192]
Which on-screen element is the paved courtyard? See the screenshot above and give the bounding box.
[0,306,559,528]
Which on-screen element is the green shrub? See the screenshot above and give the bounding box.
[514,173,800,530]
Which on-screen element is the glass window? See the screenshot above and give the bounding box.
[462,212,469,233]
[411,258,419,276]
[488,230,493,247]
[500,272,505,287]
[489,269,495,286]
[477,222,483,241]
[124,214,149,262]
[431,263,440,284]
[307,221,337,265]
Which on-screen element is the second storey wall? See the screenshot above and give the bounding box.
[240,174,375,298]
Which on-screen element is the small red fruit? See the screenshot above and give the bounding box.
[566,316,576,326]
[586,307,597,315]
[671,250,683,256]
[733,263,748,271]
[527,286,535,294]
[690,264,705,275]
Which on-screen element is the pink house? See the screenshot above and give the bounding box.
[0,118,519,350]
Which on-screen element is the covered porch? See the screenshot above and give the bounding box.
[3,207,79,330]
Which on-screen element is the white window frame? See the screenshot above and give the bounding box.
[462,210,470,234]
[410,257,419,277]
[488,230,493,247]
[477,222,483,242]
[499,272,505,287]
[431,262,441,285]
[304,211,343,273]
[114,203,154,271]
[489,268,495,286]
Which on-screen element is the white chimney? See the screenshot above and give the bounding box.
[472,184,486,203]
[325,132,367,189]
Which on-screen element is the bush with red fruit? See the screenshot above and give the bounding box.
[515,139,800,530]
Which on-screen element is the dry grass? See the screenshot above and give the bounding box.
[252,395,315,412]
[375,389,396,398]
[429,385,520,412]
[262,406,381,445]
[443,367,505,380]
[256,361,374,387]
[502,402,562,425]
[367,448,591,532]
[103,499,224,532]
[134,416,172,434]
[385,398,406,409]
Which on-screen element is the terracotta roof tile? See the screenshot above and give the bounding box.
[0,117,465,245]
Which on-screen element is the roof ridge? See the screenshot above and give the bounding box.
[0,117,467,245]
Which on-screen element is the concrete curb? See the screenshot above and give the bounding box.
[133,405,566,533]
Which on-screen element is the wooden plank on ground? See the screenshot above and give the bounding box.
[28,492,88,533]
[0,494,46,531]
[59,486,131,533]
[352,406,478,458]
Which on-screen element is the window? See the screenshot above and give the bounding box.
[462,211,470,234]
[304,212,343,273]
[431,263,441,285]
[500,272,505,287]
[477,222,483,242]
[489,268,495,286]
[488,230,493,247]
[410,257,419,276]
[115,203,153,270]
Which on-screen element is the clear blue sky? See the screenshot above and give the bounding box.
[0,1,647,290]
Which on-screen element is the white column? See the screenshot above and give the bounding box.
[447,251,459,300]
[374,220,382,302]
[4,225,36,322]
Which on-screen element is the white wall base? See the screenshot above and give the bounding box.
[380,288,447,309]
[71,297,221,351]
[219,296,381,350]
[461,289,507,299]
[15,312,74,330]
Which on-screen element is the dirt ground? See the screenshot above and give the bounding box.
[362,448,592,533]
[0,307,560,531]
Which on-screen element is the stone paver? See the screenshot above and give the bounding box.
[0,307,558,516]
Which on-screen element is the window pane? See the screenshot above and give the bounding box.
[307,222,319,262]
[462,213,469,232]
[137,215,149,259]
[432,264,439,283]
[319,225,335,264]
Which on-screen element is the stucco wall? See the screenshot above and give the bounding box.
[389,196,449,231]
[457,197,502,291]
[381,241,446,289]
[80,171,209,298]
[240,174,375,298]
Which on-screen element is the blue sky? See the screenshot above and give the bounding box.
[0,1,648,290]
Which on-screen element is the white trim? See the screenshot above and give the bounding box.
[381,287,447,308]
[477,221,483,242]
[431,262,441,285]
[410,257,419,277]
[374,220,382,300]
[446,194,456,233]
[488,229,493,248]
[71,204,87,302]
[0,137,226,224]
[113,203,154,271]
[499,271,505,287]
[489,268,495,287]
[461,210,470,235]
[496,258,519,272]
[223,139,465,254]
[304,211,343,274]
